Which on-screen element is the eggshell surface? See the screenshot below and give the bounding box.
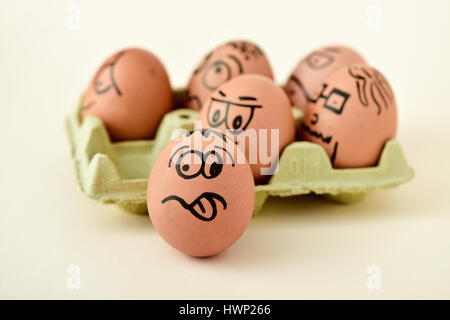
[300,64,397,168]
[199,74,295,184]
[147,129,255,257]
[284,45,365,111]
[81,48,173,141]
[185,40,273,110]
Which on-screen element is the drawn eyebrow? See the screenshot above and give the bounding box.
[219,90,226,97]
[214,146,235,166]
[227,54,243,73]
[168,145,189,167]
[211,97,262,108]
[185,129,229,142]
[238,96,257,101]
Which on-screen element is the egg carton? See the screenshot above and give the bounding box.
[65,94,414,215]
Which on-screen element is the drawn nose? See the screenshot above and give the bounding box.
[311,113,319,125]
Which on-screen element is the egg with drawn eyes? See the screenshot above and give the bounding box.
[300,64,397,168]
[184,40,274,110]
[147,129,255,257]
[199,74,296,184]
[284,45,365,112]
[81,48,173,141]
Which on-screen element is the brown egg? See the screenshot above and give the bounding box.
[147,129,255,257]
[184,40,273,110]
[300,64,397,168]
[284,45,365,111]
[199,74,295,184]
[81,48,173,141]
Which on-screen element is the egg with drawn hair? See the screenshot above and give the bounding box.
[147,129,255,257]
[300,64,397,168]
[81,48,173,141]
[284,45,365,112]
[184,40,274,110]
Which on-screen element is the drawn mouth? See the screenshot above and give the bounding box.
[302,124,332,144]
[302,124,339,165]
[161,192,227,222]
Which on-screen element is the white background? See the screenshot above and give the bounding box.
[1,0,450,299]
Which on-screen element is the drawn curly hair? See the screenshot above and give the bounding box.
[227,41,264,60]
[348,65,394,115]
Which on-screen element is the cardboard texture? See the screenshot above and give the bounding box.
[65,94,414,215]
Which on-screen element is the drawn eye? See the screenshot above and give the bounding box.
[203,151,223,179]
[176,151,203,179]
[193,51,212,75]
[94,64,114,94]
[306,51,334,69]
[226,106,254,135]
[207,101,227,128]
[322,88,350,115]
[232,115,243,129]
[213,109,222,123]
[202,61,232,90]
[93,52,124,96]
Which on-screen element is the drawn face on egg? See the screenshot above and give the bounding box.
[199,74,295,184]
[162,131,236,222]
[147,129,255,257]
[81,48,173,141]
[205,89,262,135]
[185,41,273,110]
[284,45,365,111]
[301,64,397,168]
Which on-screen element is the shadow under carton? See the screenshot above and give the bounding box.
[65,99,414,215]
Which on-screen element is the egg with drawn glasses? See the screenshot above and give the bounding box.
[184,40,274,110]
[300,64,397,168]
[199,74,295,184]
[284,45,365,112]
[81,48,173,141]
[147,129,255,257]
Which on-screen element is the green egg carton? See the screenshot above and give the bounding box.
[65,94,414,215]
